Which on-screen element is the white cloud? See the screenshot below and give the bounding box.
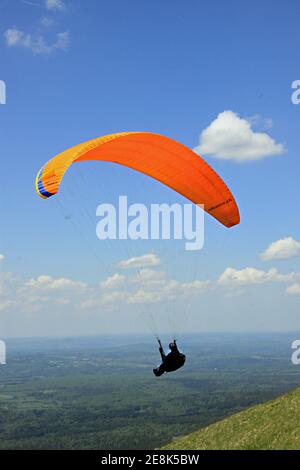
[46,0,65,10]
[218,266,298,286]
[0,270,90,315]
[0,271,44,313]
[286,283,300,295]
[4,27,31,48]
[79,267,211,308]
[4,27,70,54]
[118,253,160,269]
[100,274,126,290]
[261,237,300,261]
[180,279,211,293]
[101,291,129,305]
[0,256,299,317]
[54,31,69,50]
[127,275,210,305]
[127,289,163,304]
[25,274,86,290]
[0,254,4,261]
[194,110,284,162]
[246,114,273,130]
[138,268,165,283]
[40,16,56,28]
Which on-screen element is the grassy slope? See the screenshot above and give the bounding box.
[161,387,300,450]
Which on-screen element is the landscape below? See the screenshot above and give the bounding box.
[0,333,299,450]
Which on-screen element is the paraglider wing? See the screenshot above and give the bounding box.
[35,132,240,228]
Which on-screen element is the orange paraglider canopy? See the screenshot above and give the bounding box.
[36,132,240,228]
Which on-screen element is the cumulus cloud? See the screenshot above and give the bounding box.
[118,253,160,269]
[0,271,42,313]
[261,237,300,261]
[46,0,65,10]
[286,283,300,295]
[0,255,299,316]
[25,274,87,290]
[0,271,89,315]
[80,267,211,308]
[138,268,166,283]
[40,16,56,28]
[127,277,210,305]
[4,27,70,54]
[0,261,211,314]
[4,27,31,47]
[194,110,284,162]
[246,114,273,130]
[100,291,129,305]
[126,269,210,305]
[100,274,126,290]
[218,267,298,286]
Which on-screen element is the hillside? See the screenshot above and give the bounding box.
[161,387,300,450]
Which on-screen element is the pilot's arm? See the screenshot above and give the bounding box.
[158,340,166,362]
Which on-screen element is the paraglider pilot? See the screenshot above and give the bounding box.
[153,339,186,377]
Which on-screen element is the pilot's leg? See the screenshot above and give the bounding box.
[153,364,165,377]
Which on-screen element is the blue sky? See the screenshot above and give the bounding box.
[0,0,299,337]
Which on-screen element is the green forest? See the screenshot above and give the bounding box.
[0,333,299,450]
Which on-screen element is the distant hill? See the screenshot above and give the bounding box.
[161,387,300,450]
